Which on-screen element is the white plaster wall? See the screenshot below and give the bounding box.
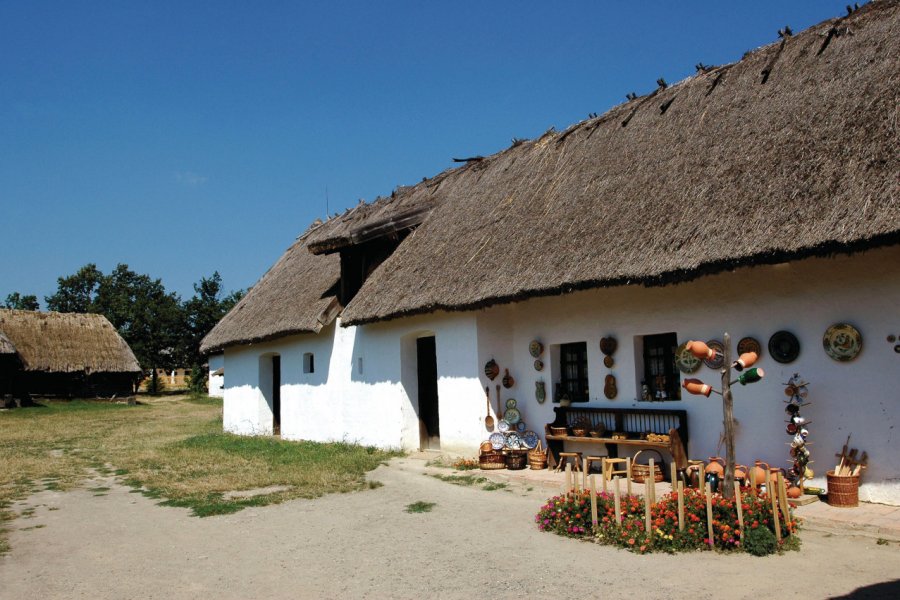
[207,353,224,398]
[473,245,900,505]
[220,312,486,454]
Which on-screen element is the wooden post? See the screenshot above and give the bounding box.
[565,462,572,493]
[614,477,622,527]
[582,457,588,492]
[770,482,782,542]
[670,462,677,490]
[706,485,715,549]
[590,475,598,529]
[626,457,632,496]
[648,458,656,505]
[777,471,791,535]
[749,467,757,490]
[734,481,744,530]
[645,491,653,535]
[721,332,736,499]
[677,481,685,532]
[601,463,608,493]
[699,467,706,495]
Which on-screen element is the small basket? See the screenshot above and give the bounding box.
[570,427,589,437]
[506,451,527,470]
[570,417,590,437]
[549,425,567,436]
[527,440,547,470]
[479,451,506,470]
[479,441,494,453]
[631,449,665,484]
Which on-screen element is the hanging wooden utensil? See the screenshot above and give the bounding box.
[496,384,503,422]
[484,386,494,431]
[502,368,515,389]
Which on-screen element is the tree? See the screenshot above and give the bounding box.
[45,263,103,313]
[3,292,39,311]
[181,272,244,392]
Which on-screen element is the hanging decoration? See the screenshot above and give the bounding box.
[502,368,515,389]
[675,342,702,373]
[768,330,800,363]
[823,323,862,362]
[600,335,618,399]
[784,373,812,495]
[484,359,499,380]
[529,340,544,358]
[737,336,762,358]
[703,340,725,369]
[535,380,546,404]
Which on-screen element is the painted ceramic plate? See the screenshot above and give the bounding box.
[529,340,543,358]
[768,331,800,364]
[823,323,862,362]
[603,356,615,369]
[522,430,539,449]
[505,432,522,449]
[737,337,762,358]
[505,398,517,409]
[516,421,526,432]
[497,420,510,433]
[675,342,702,374]
[534,359,544,371]
[489,432,505,450]
[503,407,521,425]
[704,339,725,369]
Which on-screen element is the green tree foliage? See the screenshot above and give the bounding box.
[3,292,40,311]
[44,263,103,313]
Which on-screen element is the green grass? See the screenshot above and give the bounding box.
[430,473,487,486]
[0,394,401,553]
[405,501,436,513]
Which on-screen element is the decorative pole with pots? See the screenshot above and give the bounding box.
[682,334,764,499]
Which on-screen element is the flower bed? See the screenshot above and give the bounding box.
[535,487,798,555]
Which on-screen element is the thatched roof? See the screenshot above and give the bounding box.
[327,1,899,325]
[0,331,16,355]
[199,228,341,354]
[0,309,141,373]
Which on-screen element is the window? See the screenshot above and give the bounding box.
[557,342,589,403]
[642,332,680,401]
[303,352,315,374]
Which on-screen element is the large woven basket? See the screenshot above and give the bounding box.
[506,451,527,470]
[826,470,860,507]
[631,449,665,484]
[527,441,547,470]
[479,451,506,470]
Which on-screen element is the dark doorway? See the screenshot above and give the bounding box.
[416,336,440,450]
[272,355,281,435]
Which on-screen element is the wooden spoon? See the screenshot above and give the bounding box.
[484,386,494,431]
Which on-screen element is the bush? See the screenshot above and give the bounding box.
[744,524,778,556]
[535,486,798,555]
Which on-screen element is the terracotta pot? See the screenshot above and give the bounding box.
[769,467,783,486]
[686,340,716,360]
[705,456,725,476]
[735,464,748,483]
[749,460,770,487]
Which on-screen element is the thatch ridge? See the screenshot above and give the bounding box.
[0,331,17,355]
[0,309,141,373]
[337,0,899,325]
[200,228,341,353]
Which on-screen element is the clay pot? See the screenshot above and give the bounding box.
[705,457,725,476]
[749,461,770,487]
[683,378,712,397]
[769,467,783,487]
[735,464,748,483]
[732,351,758,371]
[686,340,716,360]
[787,486,803,499]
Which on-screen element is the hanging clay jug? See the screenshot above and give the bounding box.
[705,456,725,477]
[484,359,499,381]
[686,461,703,488]
[604,374,617,399]
[502,368,515,389]
[535,381,546,404]
[735,464,748,484]
[749,461,769,488]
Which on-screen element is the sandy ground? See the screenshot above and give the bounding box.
[2,457,899,600]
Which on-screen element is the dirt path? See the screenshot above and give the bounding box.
[2,457,898,599]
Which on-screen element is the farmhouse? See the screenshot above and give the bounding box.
[202,2,900,503]
[0,309,142,401]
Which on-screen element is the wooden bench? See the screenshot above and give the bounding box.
[544,406,689,473]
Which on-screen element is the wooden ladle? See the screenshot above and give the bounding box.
[484,386,494,431]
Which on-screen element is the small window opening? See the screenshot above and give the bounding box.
[303,352,315,374]
[641,332,681,401]
[555,342,589,403]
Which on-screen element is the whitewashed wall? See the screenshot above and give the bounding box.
[221,312,486,454]
[473,245,900,505]
[207,353,224,398]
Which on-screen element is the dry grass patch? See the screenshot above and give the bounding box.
[0,395,400,551]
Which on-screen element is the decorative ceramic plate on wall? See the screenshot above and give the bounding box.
[503,407,521,425]
[675,342,702,374]
[768,331,800,363]
[823,323,862,362]
[489,432,505,450]
[534,359,544,371]
[529,340,543,357]
[704,340,725,369]
[497,420,510,433]
[516,421,526,432]
[737,337,762,357]
[522,431,539,449]
[506,398,517,409]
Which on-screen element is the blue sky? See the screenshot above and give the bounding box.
[0,1,853,306]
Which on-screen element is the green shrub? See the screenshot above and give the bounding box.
[744,524,778,556]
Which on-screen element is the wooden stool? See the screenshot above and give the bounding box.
[556,452,583,473]
[585,455,605,474]
[603,457,629,481]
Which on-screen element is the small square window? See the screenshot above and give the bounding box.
[640,332,680,401]
[303,352,315,374]
[555,342,589,403]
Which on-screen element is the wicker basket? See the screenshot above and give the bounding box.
[571,418,590,437]
[479,451,506,470]
[506,451,527,470]
[527,441,547,470]
[479,441,494,453]
[549,425,567,436]
[631,449,665,484]
[826,470,860,507]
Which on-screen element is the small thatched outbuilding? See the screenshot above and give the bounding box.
[0,309,142,400]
